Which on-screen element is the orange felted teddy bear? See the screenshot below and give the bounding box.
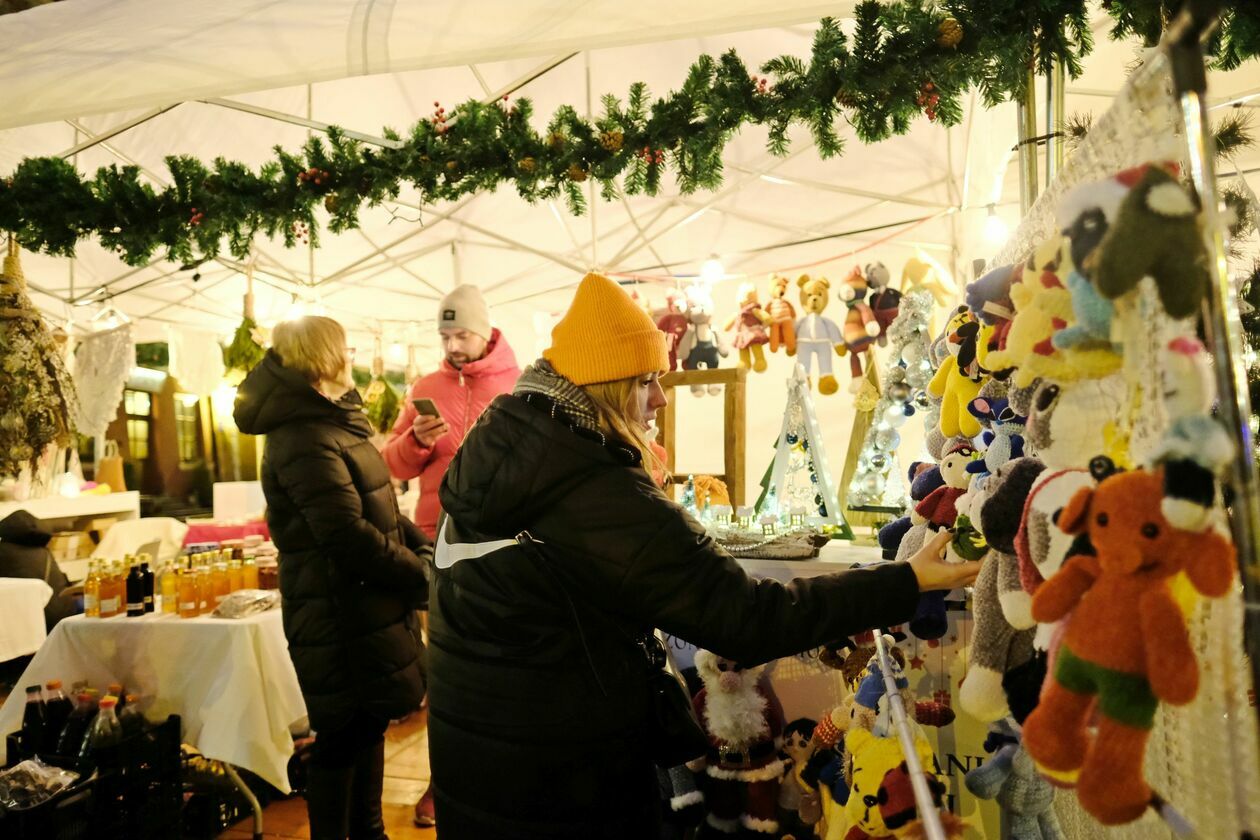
[1020,466,1236,826]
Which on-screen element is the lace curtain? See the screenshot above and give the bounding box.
[72,323,135,439]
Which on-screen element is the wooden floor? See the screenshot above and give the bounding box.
[217,711,437,839]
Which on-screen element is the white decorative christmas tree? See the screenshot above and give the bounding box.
[847,290,936,509]
[762,364,850,533]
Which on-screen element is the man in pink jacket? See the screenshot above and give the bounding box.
[383,284,521,541]
[382,284,520,827]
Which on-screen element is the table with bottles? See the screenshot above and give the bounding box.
[0,549,305,793]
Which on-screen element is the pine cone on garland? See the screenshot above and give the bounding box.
[599,130,624,152]
[548,132,567,150]
[518,157,537,174]
[937,17,964,48]
[566,163,589,182]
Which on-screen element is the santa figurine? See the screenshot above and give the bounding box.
[692,650,786,836]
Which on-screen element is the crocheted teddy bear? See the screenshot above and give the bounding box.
[765,275,798,356]
[725,282,773,373]
[965,723,1063,840]
[1021,468,1236,825]
[794,274,845,395]
[836,265,884,390]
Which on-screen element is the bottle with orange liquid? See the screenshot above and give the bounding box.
[160,560,177,614]
[100,561,122,618]
[242,551,260,590]
[84,562,101,618]
[211,551,230,607]
[227,558,243,593]
[191,554,207,614]
[177,561,199,618]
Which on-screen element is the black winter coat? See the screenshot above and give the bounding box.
[429,393,920,839]
[234,351,430,733]
[0,510,78,630]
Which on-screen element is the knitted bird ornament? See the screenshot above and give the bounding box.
[1093,164,1210,319]
[1021,468,1236,825]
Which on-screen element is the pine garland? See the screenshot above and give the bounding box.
[1104,0,1260,71]
[0,0,1254,268]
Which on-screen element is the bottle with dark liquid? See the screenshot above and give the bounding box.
[41,679,74,753]
[19,685,45,755]
[140,555,155,613]
[126,561,145,617]
[118,694,146,736]
[78,696,122,770]
[57,690,99,755]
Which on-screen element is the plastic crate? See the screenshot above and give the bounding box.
[1,714,183,839]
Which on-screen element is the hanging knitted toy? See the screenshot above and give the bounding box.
[964,723,1063,840]
[958,458,1045,723]
[678,287,730,396]
[656,290,691,372]
[1023,373,1126,471]
[1011,466,1096,629]
[765,275,798,356]
[1146,336,1234,530]
[794,275,844,395]
[927,306,986,438]
[866,263,902,346]
[1021,467,1236,825]
[1093,164,1210,319]
[361,341,401,435]
[725,283,773,373]
[836,265,883,390]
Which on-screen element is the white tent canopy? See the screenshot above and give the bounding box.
[1,0,1257,363]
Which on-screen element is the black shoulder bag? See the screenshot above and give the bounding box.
[514,530,709,769]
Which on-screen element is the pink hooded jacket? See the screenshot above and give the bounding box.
[382,329,521,538]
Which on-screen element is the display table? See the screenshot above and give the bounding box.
[0,578,52,662]
[0,609,305,794]
[182,520,271,547]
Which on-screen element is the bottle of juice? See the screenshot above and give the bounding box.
[118,694,146,736]
[126,561,145,617]
[19,684,45,755]
[242,553,260,590]
[140,554,155,613]
[57,689,98,755]
[107,683,126,711]
[100,562,121,618]
[227,559,244,593]
[211,554,230,608]
[84,561,101,618]
[42,679,74,752]
[78,695,122,770]
[160,560,178,614]
[196,554,211,614]
[178,564,197,617]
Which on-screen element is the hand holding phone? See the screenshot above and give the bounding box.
[410,398,448,448]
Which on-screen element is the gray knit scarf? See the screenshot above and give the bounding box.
[513,359,601,432]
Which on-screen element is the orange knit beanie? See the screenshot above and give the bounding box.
[543,273,669,385]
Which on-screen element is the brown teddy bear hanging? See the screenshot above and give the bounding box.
[691,650,786,836]
[725,282,773,373]
[766,275,798,355]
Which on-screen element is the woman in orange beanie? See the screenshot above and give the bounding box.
[425,272,977,839]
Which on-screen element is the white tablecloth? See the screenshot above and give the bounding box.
[0,578,52,662]
[0,609,306,793]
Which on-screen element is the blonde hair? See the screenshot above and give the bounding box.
[581,376,666,481]
[271,316,347,384]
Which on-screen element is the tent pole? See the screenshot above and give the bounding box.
[1045,53,1065,182]
[1017,63,1039,213]
[1166,0,1260,721]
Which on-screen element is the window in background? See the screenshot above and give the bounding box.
[175,394,201,464]
[124,389,151,460]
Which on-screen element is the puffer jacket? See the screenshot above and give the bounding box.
[234,351,430,732]
[428,392,920,838]
[381,329,520,538]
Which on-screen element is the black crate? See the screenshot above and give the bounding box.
[2,714,183,839]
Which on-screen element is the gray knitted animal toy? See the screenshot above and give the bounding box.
[966,724,1063,840]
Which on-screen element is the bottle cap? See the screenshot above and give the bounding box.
[84,688,99,698]
[24,684,41,694]
[125,693,140,704]
[108,682,123,694]
[100,696,118,708]
[45,679,62,690]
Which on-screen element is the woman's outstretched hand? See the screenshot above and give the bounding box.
[908,529,982,591]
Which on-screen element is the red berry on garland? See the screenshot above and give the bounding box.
[925,82,934,91]
[434,101,440,107]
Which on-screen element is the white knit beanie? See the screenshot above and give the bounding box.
[438,284,492,340]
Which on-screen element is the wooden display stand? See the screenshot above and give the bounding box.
[657,367,747,507]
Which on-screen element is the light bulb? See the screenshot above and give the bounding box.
[388,342,405,363]
[700,257,725,285]
[984,205,1009,245]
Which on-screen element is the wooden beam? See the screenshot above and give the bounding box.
[657,367,748,507]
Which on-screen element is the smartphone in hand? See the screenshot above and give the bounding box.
[412,398,442,419]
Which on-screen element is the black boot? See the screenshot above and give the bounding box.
[348,738,389,840]
[306,762,355,840]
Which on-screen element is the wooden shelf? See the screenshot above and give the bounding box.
[0,491,141,523]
